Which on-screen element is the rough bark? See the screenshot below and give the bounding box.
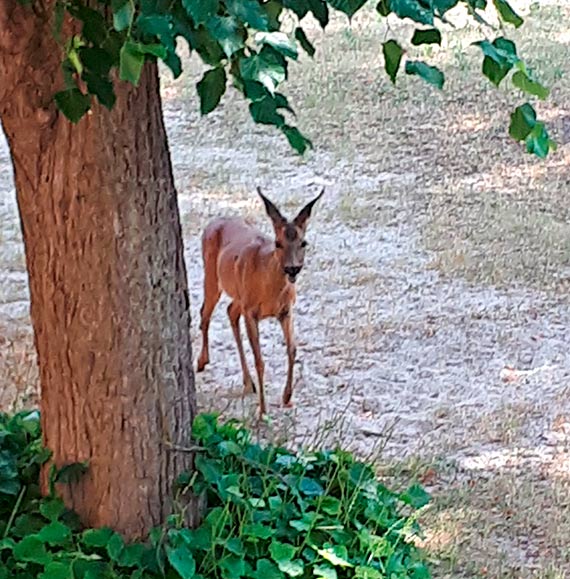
[0,2,196,539]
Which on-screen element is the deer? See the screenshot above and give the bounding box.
[196,187,324,417]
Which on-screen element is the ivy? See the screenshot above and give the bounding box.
[42,0,555,157]
[1,410,432,579]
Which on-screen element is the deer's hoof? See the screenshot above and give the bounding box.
[282,400,295,409]
[196,358,208,372]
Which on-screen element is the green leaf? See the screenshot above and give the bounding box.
[299,477,324,496]
[411,28,441,45]
[243,523,274,540]
[270,541,296,564]
[512,70,549,100]
[525,122,555,158]
[279,560,305,577]
[39,498,65,522]
[166,544,196,579]
[220,555,246,579]
[107,532,125,561]
[376,0,391,17]
[314,565,337,579]
[83,72,116,109]
[225,538,244,555]
[82,527,115,548]
[55,461,89,484]
[400,483,431,509]
[120,42,145,85]
[79,47,115,75]
[307,0,329,27]
[13,535,52,565]
[226,0,269,30]
[38,521,72,546]
[482,56,510,86]
[183,0,219,24]
[240,49,287,93]
[320,496,341,515]
[54,89,91,123]
[253,559,284,579]
[325,0,366,18]
[509,103,536,140]
[383,40,404,84]
[295,28,315,57]
[256,32,298,60]
[390,0,433,25]
[492,0,523,27]
[282,125,312,154]
[405,60,444,88]
[112,0,134,31]
[192,413,218,441]
[316,545,353,567]
[197,67,227,115]
[39,562,73,579]
[207,16,245,57]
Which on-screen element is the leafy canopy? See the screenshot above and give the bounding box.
[1,410,432,579]
[48,0,555,156]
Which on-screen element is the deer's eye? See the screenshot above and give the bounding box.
[275,241,284,249]
[301,240,308,248]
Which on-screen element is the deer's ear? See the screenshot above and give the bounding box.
[257,187,286,228]
[293,188,324,231]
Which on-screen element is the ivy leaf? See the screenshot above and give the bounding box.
[325,0,367,18]
[411,28,441,45]
[256,32,298,60]
[183,0,219,24]
[383,40,404,84]
[475,37,518,86]
[13,535,52,565]
[316,545,353,567]
[525,122,556,158]
[390,0,434,25]
[282,125,312,154]
[38,521,72,546]
[112,0,134,31]
[39,562,73,579]
[54,89,91,123]
[39,498,65,522]
[299,477,324,496]
[399,483,431,509]
[270,541,296,564]
[83,72,116,109]
[512,70,549,100]
[376,0,391,17]
[82,527,115,548]
[197,67,227,114]
[220,555,246,579]
[405,60,444,88]
[119,42,145,85]
[253,559,284,579]
[492,0,523,27]
[207,16,245,57]
[295,27,315,57]
[508,103,536,142]
[226,0,269,31]
[240,49,287,93]
[314,565,338,579]
[106,532,125,562]
[166,544,196,579]
[279,560,305,577]
[308,0,329,28]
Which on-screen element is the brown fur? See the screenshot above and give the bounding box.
[197,188,324,416]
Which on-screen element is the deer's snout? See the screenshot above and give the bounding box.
[284,266,302,282]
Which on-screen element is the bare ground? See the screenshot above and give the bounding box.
[1,1,570,577]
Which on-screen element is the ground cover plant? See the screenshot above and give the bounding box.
[0,411,431,578]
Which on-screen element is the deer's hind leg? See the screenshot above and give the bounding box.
[197,237,222,372]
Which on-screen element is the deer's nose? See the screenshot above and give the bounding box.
[284,266,301,278]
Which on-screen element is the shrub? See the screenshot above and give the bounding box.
[0,410,431,579]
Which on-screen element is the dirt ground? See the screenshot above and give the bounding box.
[1,1,570,577]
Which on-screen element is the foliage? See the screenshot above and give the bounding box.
[0,410,432,578]
[40,0,554,156]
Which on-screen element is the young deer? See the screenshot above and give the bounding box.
[197,187,324,416]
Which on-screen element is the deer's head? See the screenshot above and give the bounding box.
[257,187,324,284]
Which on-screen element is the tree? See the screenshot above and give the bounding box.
[0,0,553,540]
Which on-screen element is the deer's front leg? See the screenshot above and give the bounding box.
[244,313,266,416]
[280,311,297,408]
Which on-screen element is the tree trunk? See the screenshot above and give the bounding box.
[0,2,196,539]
